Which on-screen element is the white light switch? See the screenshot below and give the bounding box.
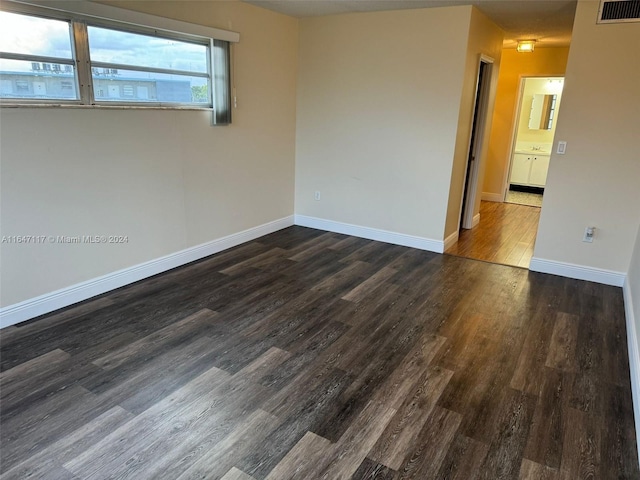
[557,141,567,155]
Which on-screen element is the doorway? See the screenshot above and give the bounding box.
[459,56,493,230]
[447,201,541,267]
[447,74,564,269]
[504,76,564,207]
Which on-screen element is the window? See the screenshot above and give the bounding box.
[0,2,234,122]
[108,85,120,98]
[15,80,28,93]
[0,11,78,100]
[87,26,209,105]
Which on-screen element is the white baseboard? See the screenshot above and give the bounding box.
[623,277,640,465]
[472,213,481,228]
[529,257,626,287]
[482,192,503,202]
[0,216,294,329]
[294,215,444,253]
[444,230,459,251]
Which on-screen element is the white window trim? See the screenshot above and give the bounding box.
[0,0,238,112]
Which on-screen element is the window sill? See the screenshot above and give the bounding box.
[0,102,214,111]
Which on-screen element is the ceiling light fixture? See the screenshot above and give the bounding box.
[517,40,536,53]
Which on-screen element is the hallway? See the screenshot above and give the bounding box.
[446,201,541,268]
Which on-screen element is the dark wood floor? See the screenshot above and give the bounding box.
[446,201,541,268]
[1,226,638,479]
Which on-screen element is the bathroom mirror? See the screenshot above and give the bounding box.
[528,94,557,130]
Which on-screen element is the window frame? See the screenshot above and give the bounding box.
[0,0,237,119]
[83,20,213,108]
[0,7,83,105]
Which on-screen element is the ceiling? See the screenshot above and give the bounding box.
[242,0,578,47]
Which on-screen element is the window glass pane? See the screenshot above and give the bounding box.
[87,26,208,73]
[92,68,208,103]
[0,59,78,99]
[0,8,221,109]
[0,11,73,58]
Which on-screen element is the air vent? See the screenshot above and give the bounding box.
[598,0,640,23]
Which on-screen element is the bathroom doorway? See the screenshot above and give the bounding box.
[505,76,564,207]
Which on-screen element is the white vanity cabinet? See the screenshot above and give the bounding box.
[510,153,550,187]
[529,155,550,186]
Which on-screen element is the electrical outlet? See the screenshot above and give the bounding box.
[583,226,595,243]
[314,191,321,201]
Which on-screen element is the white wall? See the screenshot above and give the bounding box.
[630,224,640,364]
[0,1,298,307]
[295,6,472,242]
[444,7,503,237]
[533,0,640,274]
[626,223,640,462]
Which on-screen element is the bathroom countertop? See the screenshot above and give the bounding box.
[514,149,551,155]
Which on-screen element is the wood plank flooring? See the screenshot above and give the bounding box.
[446,200,541,268]
[1,226,638,479]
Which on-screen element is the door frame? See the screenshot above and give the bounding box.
[460,54,494,230]
[501,75,564,201]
